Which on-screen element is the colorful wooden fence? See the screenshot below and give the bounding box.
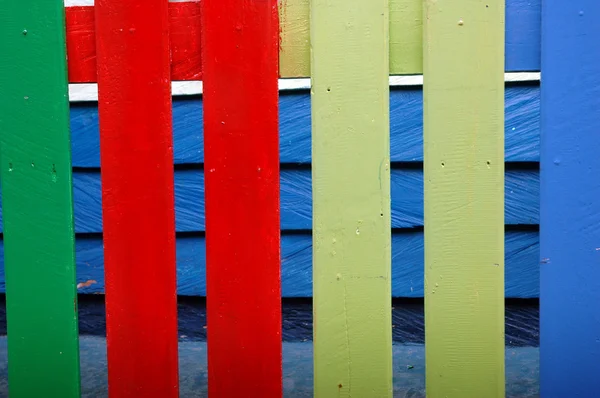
[0,0,598,396]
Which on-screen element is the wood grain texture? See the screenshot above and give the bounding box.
[202,0,282,396]
[95,0,179,396]
[0,168,539,234]
[423,0,505,396]
[0,230,539,298]
[0,1,81,396]
[540,1,600,396]
[279,0,540,76]
[278,0,310,77]
[310,0,392,395]
[65,86,540,167]
[66,2,201,82]
[64,0,540,81]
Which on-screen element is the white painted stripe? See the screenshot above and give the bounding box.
[68,81,203,102]
[64,0,199,6]
[64,0,93,5]
[68,72,540,102]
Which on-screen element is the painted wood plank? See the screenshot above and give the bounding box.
[311,0,392,395]
[0,1,81,396]
[66,2,201,82]
[0,230,539,298]
[0,168,539,233]
[540,2,600,396]
[202,0,282,396]
[423,1,505,396]
[280,0,539,76]
[65,0,539,81]
[95,0,179,396]
[278,0,310,78]
[389,0,422,74]
[66,86,540,167]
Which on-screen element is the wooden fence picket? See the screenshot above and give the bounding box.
[423,1,506,396]
[95,0,179,395]
[202,0,283,396]
[310,0,393,395]
[0,1,81,396]
[540,1,600,395]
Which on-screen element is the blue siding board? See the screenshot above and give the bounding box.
[69,86,540,167]
[0,169,539,232]
[0,1,542,298]
[540,1,600,395]
[0,231,539,298]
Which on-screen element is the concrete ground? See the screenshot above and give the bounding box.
[0,337,539,397]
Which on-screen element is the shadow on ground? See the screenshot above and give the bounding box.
[0,337,539,397]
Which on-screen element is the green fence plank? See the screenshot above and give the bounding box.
[0,1,80,397]
[311,0,392,396]
[423,1,505,397]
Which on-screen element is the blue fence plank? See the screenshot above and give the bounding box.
[0,169,539,232]
[540,1,600,396]
[69,86,540,167]
[0,231,539,298]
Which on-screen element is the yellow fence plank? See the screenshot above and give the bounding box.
[310,0,392,396]
[281,0,421,77]
[423,1,505,397]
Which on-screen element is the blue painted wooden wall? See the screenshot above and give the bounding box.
[0,0,542,298]
[0,86,541,297]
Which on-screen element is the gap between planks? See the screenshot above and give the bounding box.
[69,73,540,102]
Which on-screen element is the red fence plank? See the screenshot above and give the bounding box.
[95,0,179,396]
[202,0,282,396]
[67,2,201,83]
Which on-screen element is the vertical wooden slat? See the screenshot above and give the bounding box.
[310,0,392,396]
[423,1,505,397]
[280,0,423,78]
[423,1,505,396]
[202,0,282,396]
[0,2,81,396]
[540,2,600,396]
[390,0,422,75]
[95,0,179,396]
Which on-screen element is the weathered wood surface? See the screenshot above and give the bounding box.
[64,0,540,81]
[66,87,541,167]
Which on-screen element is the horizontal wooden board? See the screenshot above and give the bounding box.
[0,169,539,233]
[69,87,540,167]
[65,0,540,81]
[0,231,539,298]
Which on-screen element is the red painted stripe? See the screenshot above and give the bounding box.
[66,2,201,83]
[95,0,179,396]
[202,0,282,396]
